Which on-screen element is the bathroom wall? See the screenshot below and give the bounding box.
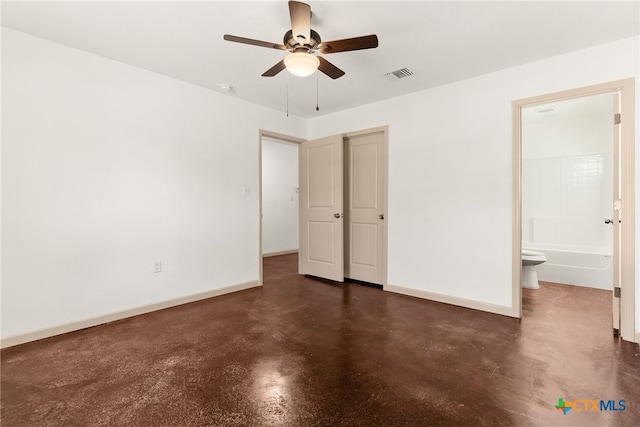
[261,137,299,255]
[522,94,614,253]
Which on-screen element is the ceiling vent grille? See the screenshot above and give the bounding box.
[384,68,414,81]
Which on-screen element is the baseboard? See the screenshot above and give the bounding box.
[262,250,298,258]
[384,283,516,318]
[1,280,260,349]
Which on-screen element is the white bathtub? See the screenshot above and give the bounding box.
[522,244,612,290]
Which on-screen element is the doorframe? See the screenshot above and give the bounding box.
[512,78,636,342]
[258,129,306,286]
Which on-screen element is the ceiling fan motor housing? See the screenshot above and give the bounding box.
[284,29,321,51]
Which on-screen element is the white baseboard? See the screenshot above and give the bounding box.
[262,250,298,258]
[1,280,260,349]
[384,283,516,317]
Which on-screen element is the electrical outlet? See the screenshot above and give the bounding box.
[154,260,162,273]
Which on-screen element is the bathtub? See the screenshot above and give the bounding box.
[522,244,612,290]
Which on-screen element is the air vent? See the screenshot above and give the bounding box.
[384,68,414,81]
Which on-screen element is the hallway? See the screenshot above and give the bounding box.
[2,254,639,426]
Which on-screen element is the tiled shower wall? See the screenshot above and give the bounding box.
[522,153,613,250]
[522,95,614,253]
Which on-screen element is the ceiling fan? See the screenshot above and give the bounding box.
[223,1,378,79]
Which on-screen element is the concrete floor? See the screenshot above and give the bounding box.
[2,253,639,426]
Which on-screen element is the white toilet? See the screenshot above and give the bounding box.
[522,250,547,289]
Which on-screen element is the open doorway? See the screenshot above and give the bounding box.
[262,137,300,256]
[521,93,615,290]
[259,130,304,285]
[512,79,636,342]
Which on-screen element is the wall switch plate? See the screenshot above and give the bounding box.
[154,260,162,273]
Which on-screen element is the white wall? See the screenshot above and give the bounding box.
[307,36,640,317]
[261,137,299,255]
[3,28,640,343]
[1,29,306,340]
[522,98,614,251]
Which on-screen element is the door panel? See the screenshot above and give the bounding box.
[351,222,378,266]
[308,143,335,207]
[308,220,337,263]
[345,132,386,284]
[352,142,379,208]
[300,135,344,282]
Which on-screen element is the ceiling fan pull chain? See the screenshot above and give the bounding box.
[286,79,289,117]
[316,71,319,112]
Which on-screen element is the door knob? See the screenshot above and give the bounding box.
[605,219,613,224]
[378,214,384,220]
[334,213,343,218]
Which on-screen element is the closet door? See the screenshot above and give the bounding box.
[299,135,344,282]
[345,131,386,285]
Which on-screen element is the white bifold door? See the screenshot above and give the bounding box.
[300,129,387,286]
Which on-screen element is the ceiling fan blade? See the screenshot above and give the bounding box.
[223,34,287,51]
[262,59,287,77]
[317,34,379,54]
[289,1,311,46]
[317,57,345,79]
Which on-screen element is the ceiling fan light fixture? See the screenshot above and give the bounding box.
[284,52,319,77]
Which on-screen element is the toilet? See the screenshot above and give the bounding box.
[522,250,547,289]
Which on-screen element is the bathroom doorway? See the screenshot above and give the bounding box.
[522,93,615,289]
[512,79,636,342]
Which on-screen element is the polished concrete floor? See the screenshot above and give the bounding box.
[2,253,639,426]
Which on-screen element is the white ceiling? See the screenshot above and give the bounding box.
[2,1,639,118]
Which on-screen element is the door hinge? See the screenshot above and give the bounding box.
[614,286,621,298]
[614,113,621,125]
[614,199,622,212]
